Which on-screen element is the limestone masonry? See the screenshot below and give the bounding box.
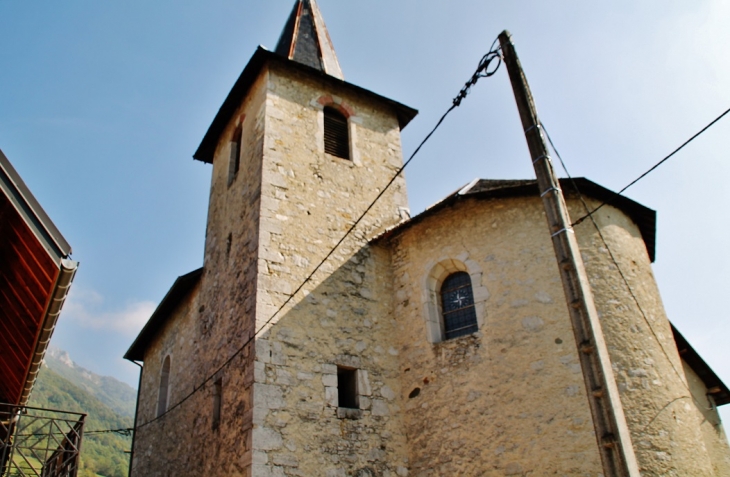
[124,1,730,475]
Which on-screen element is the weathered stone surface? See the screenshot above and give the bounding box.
[682,361,730,475]
[389,196,603,475]
[130,70,267,477]
[571,196,715,476]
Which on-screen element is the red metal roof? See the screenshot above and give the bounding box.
[0,149,76,406]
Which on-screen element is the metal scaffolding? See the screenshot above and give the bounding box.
[1,404,85,477]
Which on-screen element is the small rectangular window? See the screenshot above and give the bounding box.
[228,127,242,186]
[337,366,358,409]
[212,378,222,430]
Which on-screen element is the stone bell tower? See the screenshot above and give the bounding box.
[128,1,418,475]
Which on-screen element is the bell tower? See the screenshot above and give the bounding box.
[187,0,418,475]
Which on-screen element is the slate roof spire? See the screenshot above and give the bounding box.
[275,0,344,80]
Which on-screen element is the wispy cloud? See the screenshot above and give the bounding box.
[60,287,156,337]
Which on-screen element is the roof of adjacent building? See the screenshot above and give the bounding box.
[124,267,203,362]
[671,324,730,406]
[375,177,657,262]
[0,149,77,406]
[275,0,344,80]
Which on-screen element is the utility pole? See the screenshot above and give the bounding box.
[498,31,640,477]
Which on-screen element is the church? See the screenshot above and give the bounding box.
[124,1,730,475]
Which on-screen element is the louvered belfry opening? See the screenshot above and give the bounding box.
[323,106,350,160]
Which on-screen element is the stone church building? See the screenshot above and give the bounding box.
[125,1,730,475]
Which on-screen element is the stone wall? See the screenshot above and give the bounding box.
[131,70,270,477]
[249,62,412,476]
[252,245,410,477]
[388,196,604,476]
[131,281,201,476]
[682,360,730,475]
[387,192,723,476]
[569,194,715,476]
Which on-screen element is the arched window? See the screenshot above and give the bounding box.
[440,272,478,340]
[323,106,350,160]
[157,356,171,417]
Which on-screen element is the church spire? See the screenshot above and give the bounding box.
[275,0,344,80]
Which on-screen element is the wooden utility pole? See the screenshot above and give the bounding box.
[498,31,640,477]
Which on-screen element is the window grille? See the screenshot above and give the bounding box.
[323,106,350,160]
[440,272,478,340]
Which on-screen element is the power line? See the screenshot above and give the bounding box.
[84,428,133,437]
[572,106,730,227]
[133,40,504,431]
[81,102,725,443]
[12,428,133,438]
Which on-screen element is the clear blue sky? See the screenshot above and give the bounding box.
[2,1,728,422]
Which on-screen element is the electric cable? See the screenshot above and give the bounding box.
[572,106,730,227]
[84,428,134,437]
[85,103,722,443]
[132,39,504,432]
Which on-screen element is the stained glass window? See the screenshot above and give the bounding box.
[440,272,478,340]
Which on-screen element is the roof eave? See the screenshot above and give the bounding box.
[373,178,656,262]
[671,324,730,406]
[0,149,72,261]
[193,48,418,164]
[20,260,78,406]
[124,268,204,362]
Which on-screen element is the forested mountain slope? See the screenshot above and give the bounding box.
[45,347,137,418]
[26,350,136,477]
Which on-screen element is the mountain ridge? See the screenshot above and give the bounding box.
[44,346,137,418]
[24,347,137,477]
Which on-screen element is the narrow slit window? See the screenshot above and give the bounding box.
[440,272,478,340]
[212,378,222,430]
[228,126,242,185]
[157,356,171,417]
[323,106,350,160]
[337,366,358,409]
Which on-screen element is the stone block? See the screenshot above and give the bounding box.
[380,385,396,401]
[357,370,372,396]
[325,386,338,408]
[272,454,299,467]
[253,427,283,451]
[253,450,269,465]
[254,383,285,410]
[336,408,363,420]
[322,374,337,387]
[252,464,286,477]
[371,399,389,417]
